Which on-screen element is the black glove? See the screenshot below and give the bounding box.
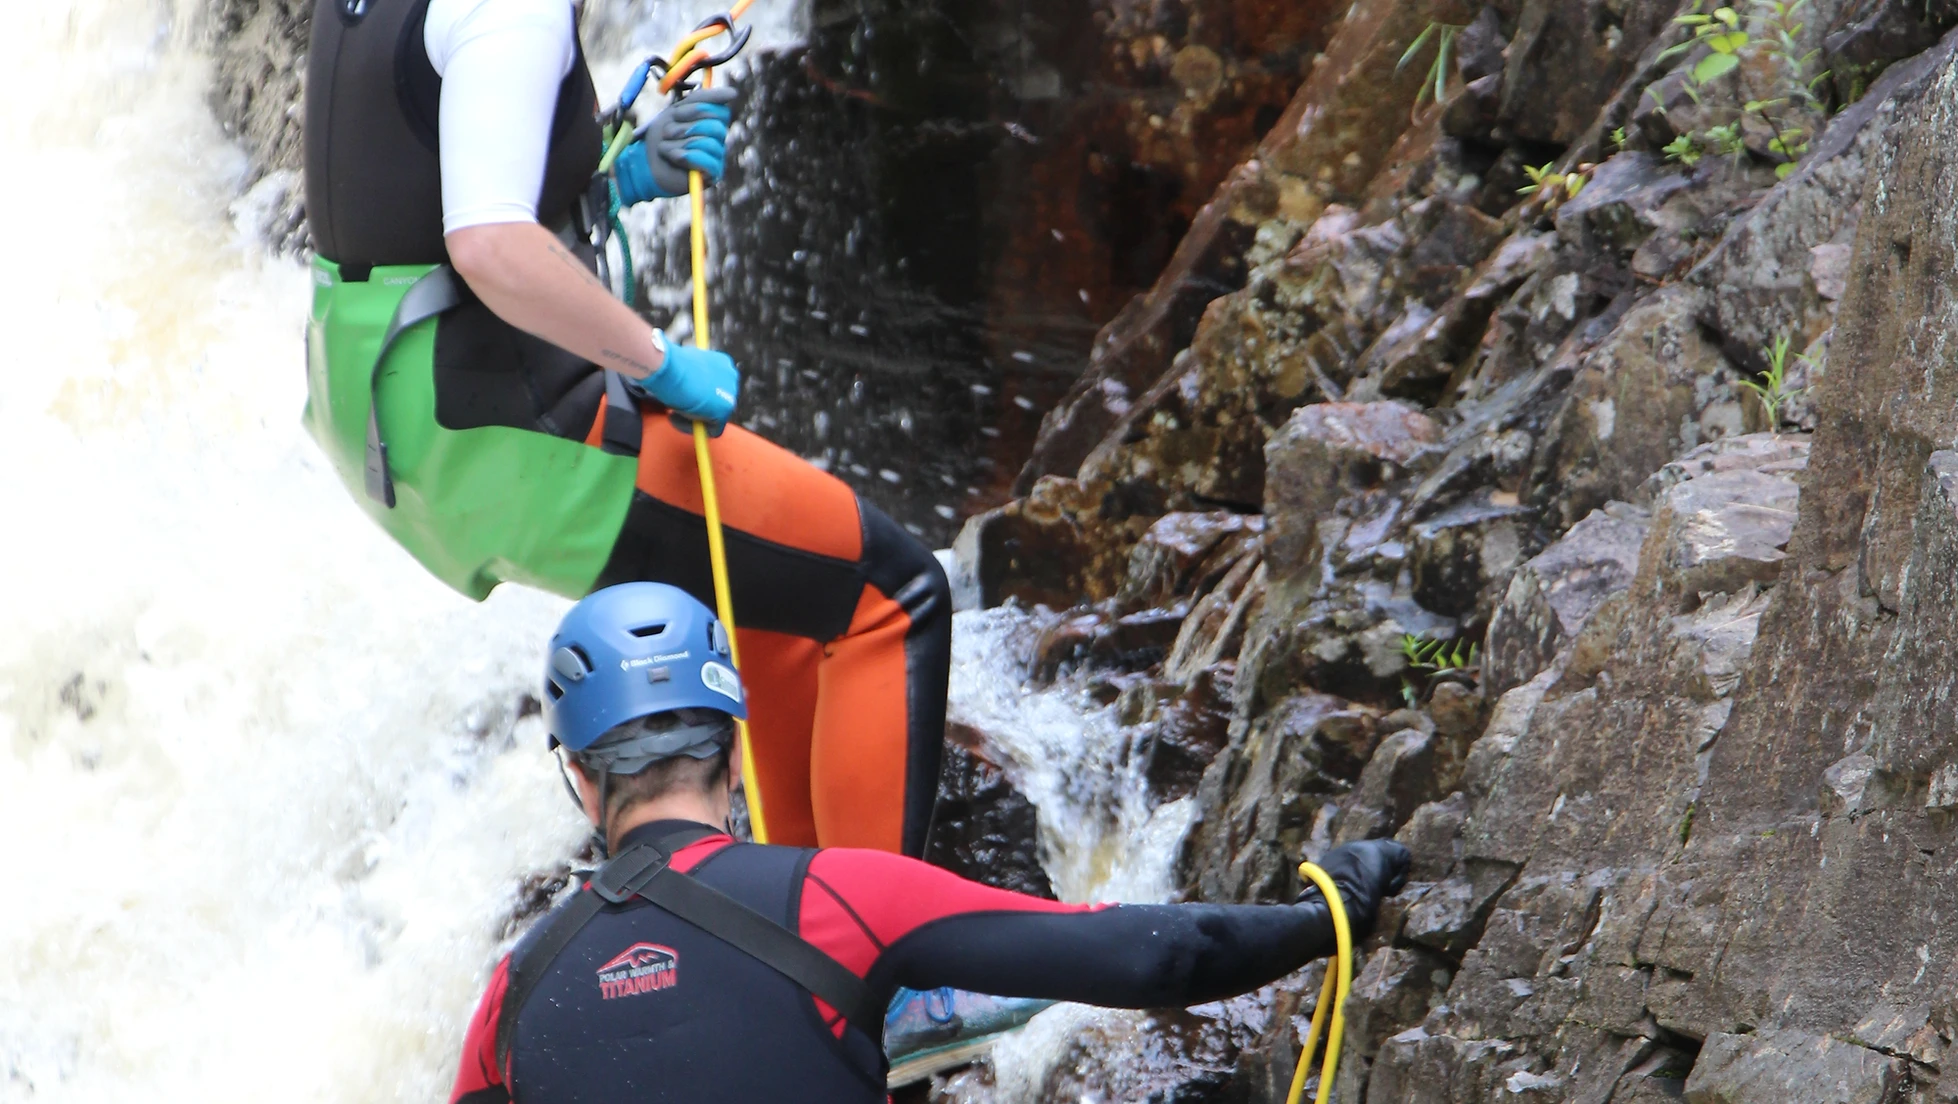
[1294,839,1411,940]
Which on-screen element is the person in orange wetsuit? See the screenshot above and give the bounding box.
[301,0,948,855]
[586,418,950,854]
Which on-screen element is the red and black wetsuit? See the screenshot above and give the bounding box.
[450,820,1348,1104]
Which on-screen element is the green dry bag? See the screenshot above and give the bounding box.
[303,257,639,600]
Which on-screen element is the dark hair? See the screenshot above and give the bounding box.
[574,746,731,827]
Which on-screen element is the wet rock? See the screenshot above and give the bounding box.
[1637,434,1813,506]
[1406,490,1534,620]
[1824,0,1958,100]
[209,0,310,247]
[926,724,1055,899]
[1141,664,1236,801]
[1237,576,1458,709]
[1691,28,1958,366]
[1684,1030,1904,1104]
[1647,468,1802,604]
[1184,693,1382,903]
[1163,555,1266,685]
[958,476,1147,609]
[1019,0,1479,490]
[1265,401,1441,575]
[1380,230,1557,399]
[1368,1029,1523,1104]
[1118,512,1263,612]
[1527,286,1741,532]
[1495,0,1678,145]
[1029,604,1189,682]
[1401,859,1518,958]
[957,992,1278,1104]
[1347,947,1454,1056]
[1484,502,1650,697]
[1554,153,1696,259]
[1397,792,1469,883]
[1333,728,1437,844]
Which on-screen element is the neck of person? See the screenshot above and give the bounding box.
[606,788,732,845]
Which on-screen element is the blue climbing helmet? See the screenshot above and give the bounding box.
[543,583,747,763]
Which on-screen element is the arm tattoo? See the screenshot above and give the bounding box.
[548,241,607,288]
[600,348,658,377]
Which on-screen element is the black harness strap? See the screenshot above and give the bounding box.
[493,829,880,1075]
[601,368,644,456]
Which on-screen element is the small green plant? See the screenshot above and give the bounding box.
[1701,121,1745,157]
[1399,633,1481,708]
[1610,125,1630,152]
[1402,633,1479,673]
[1737,333,1810,429]
[1663,132,1703,165]
[1662,4,1751,97]
[1398,21,1469,108]
[1517,161,1590,205]
[1746,0,1828,178]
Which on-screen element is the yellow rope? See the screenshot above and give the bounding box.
[1286,862,1354,1104]
[667,33,767,843]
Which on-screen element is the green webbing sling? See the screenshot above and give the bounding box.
[303,257,640,600]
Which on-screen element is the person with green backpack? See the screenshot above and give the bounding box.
[301,0,950,858]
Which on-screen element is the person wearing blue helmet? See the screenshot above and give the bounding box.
[448,582,1412,1103]
[540,580,749,847]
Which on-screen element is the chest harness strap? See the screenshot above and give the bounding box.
[493,828,882,1074]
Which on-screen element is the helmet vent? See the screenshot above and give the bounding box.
[628,622,669,638]
[546,679,565,701]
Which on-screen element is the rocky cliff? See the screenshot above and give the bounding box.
[956,0,1958,1100]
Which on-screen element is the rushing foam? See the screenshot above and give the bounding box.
[0,4,587,1100]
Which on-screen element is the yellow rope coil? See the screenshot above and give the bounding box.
[1286,861,1354,1104]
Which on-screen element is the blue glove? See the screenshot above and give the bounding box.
[624,331,740,434]
[614,86,738,204]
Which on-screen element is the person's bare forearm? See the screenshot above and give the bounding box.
[445,222,664,379]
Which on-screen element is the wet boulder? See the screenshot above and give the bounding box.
[1406,490,1535,621]
[1345,947,1455,1057]
[1646,467,1802,604]
[957,476,1148,609]
[1117,511,1264,612]
[1526,285,1743,532]
[1140,664,1236,801]
[1684,1030,1904,1104]
[1183,692,1383,903]
[1484,501,1651,697]
[926,723,1055,900]
[1553,153,1695,260]
[1265,401,1441,576]
[1163,550,1266,685]
[1028,604,1189,683]
[1494,0,1678,145]
[1332,728,1437,845]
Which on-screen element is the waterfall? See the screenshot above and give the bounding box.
[0,4,1180,1100]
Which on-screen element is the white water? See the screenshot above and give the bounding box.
[0,4,1183,1101]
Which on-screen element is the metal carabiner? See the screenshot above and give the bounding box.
[656,12,753,95]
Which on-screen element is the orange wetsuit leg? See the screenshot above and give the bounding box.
[591,412,951,856]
